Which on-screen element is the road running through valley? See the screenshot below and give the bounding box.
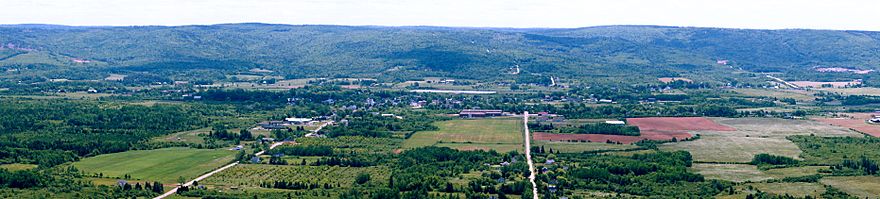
[522,111,538,199]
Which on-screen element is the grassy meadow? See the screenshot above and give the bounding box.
[402,118,523,152]
[72,147,237,184]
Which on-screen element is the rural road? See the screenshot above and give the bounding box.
[522,111,538,199]
[155,122,332,198]
[153,161,238,199]
[766,75,800,89]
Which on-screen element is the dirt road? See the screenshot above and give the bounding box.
[523,111,538,199]
[155,137,296,199]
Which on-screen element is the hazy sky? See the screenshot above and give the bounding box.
[2,0,879,30]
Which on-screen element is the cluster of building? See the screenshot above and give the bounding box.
[459,109,504,118]
[257,117,316,130]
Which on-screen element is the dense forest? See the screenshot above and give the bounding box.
[3,24,880,82]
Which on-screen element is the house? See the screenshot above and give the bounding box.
[598,99,613,103]
[500,161,510,166]
[605,120,626,125]
[304,132,326,138]
[258,121,287,130]
[285,117,312,125]
[250,156,261,164]
[459,109,503,118]
[870,116,880,123]
[545,159,556,164]
[231,145,244,150]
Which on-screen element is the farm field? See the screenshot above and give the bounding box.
[820,176,880,198]
[691,163,825,182]
[153,127,212,144]
[815,87,880,96]
[72,147,237,184]
[661,136,801,162]
[748,182,826,197]
[660,117,860,162]
[402,118,523,152]
[813,113,880,137]
[531,140,637,153]
[533,117,734,144]
[203,164,390,189]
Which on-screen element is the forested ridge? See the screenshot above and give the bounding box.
[2,24,880,81]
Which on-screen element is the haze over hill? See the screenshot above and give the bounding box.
[2,23,880,83]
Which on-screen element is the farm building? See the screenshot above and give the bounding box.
[258,121,287,129]
[459,109,503,118]
[285,117,312,124]
[605,120,626,125]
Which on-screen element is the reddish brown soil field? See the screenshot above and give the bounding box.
[533,117,735,144]
[814,113,880,137]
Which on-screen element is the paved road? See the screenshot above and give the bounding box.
[523,111,538,199]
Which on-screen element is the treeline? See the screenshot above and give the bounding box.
[833,156,879,175]
[270,145,334,156]
[751,154,799,166]
[529,122,640,136]
[323,112,440,138]
[0,99,212,166]
[391,147,502,197]
[552,151,730,198]
[569,123,640,136]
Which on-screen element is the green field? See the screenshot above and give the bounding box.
[72,147,237,184]
[402,118,523,152]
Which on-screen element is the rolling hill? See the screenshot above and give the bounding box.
[1,23,879,82]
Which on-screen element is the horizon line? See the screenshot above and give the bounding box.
[0,22,875,32]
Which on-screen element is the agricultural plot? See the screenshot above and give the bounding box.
[813,113,880,137]
[748,182,826,198]
[691,163,825,182]
[533,117,734,144]
[203,164,390,189]
[402,118,523,152]
[72,147,237,184]
[816,87,880,96]
[660,118,860,163]
[820,176,880,198]
[662,136,802,163]
[153,127,211,145]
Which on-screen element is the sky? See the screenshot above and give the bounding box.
[2,0,879,31]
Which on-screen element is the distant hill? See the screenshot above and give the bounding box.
[1,23,879,82]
